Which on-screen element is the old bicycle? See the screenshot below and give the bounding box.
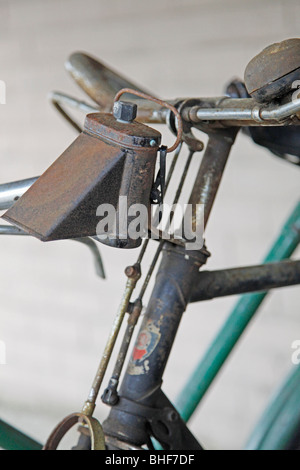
[0,38,300,451]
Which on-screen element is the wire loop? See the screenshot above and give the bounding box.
[114,88,183,153]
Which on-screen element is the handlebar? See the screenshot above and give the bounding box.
[50,89,300,132]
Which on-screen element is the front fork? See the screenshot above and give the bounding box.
[103,129,237,449]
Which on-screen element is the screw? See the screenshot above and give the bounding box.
[166,410,178,422]
[113,101,137,122]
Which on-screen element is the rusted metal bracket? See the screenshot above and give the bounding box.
[43,413,105,450]
[104,391,203,450]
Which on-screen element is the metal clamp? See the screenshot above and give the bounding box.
[43,413,105,450]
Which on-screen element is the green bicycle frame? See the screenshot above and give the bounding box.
[0,419,42,451]
[246,364,300,450]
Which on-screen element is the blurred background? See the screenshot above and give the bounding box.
[0,0,299,450]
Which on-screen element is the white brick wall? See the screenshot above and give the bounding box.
[0,0,299,449]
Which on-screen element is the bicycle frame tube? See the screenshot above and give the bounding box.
[190,260,300,301]
[0,419,42,451]
[175,200,300,423]
[102,129,238,449]
[245,365,300,450]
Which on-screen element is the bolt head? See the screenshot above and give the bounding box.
[167,410,178,422]
[125,266,135,277]
[125,263,141,280]
[113,101,137,122]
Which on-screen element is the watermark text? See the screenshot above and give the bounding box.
[291,340,300,365]
[96,197,204,250]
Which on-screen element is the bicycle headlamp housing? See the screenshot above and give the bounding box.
[3,102,161,248]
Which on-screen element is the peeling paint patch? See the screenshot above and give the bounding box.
[127,320,161,375]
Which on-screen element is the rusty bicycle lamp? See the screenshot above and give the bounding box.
[3,101,161,249]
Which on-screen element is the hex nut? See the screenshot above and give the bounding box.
[113,101,137,122]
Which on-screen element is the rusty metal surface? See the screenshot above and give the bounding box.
[114,88,183,153]
[104,391,203,450]
[244,38,300,103]
[65,53,169,123]
[43,412,105,450]
[190,260,300,302]
[188,129,238,229]
[103,129,233,447]
[103,243,209,448]
[65,52,151,109]
[3,113,161,244]
[85,112,161,149]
